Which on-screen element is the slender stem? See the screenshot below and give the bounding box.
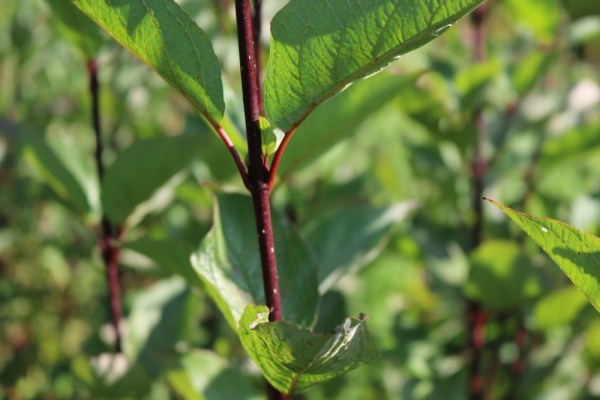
[268,127,296,191]
[234,1,284,397]
[207,120,251,190]
[468,5,488,400]
[87,59,124,353]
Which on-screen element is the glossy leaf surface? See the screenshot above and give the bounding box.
[265,0,485,131]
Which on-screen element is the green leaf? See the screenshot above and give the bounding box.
[464,240,541,311]
[191,194,318,330]
[264,0,485,132]
[239,305,379,396]
[303,201,416,294]
[124,238,203,289]
[102,135,201,225]
[72,0,224,123]
[21,130,97,215]
[124,277,195,363]
[260,116,284,158]
[533,287,588,330]
[540,123,600,168]
[510,51,556,97]
[45,0,105,58]
[484,198,600,313]
[274,72,422,177]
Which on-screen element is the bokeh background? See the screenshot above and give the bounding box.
[2,0,600,399]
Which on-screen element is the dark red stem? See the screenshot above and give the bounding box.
[87,59,124,353]
[468,4,488,400]
[234,1,284,397]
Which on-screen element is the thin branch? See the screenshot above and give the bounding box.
[87,59,123,352]
[207,119,251,190]
[268,127,296,191]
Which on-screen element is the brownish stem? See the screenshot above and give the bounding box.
[233,1,284,398]
[87,59,123,352]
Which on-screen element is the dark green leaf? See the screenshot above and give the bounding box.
[265,0,485,131]
[239,305,379,396]
[303,201,416,294]
[72,0,224,123]
[101,135,202,225]
[21,130,97,215]
[191,193,319,330]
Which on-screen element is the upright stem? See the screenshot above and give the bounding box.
[87,59,123,353]
[468,5,488,400]
[234,1,284,398]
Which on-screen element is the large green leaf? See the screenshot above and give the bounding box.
[485,198,600,313]
[239,305,379,396]
[191,194,319,330]
[101,135,202,225]
[72,0,224,123]
[303,201,416,294]
[265,0,485,132]
[45,0,105,58]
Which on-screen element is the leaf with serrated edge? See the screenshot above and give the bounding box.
[191,194,319,330]
[265,0,486,132]
[239,305,379,396]
[484,197,600,313]
[72,0,224,123]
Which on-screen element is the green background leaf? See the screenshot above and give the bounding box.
[465,240,541,311]
[72,0,224,123]
[303,201,416,294]
[191,193,319,330]
[265,0,485,131]
[239,305,379,396]
[101,135,201,225]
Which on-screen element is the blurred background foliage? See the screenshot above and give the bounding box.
[1,0,600,399]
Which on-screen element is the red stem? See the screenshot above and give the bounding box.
[234,0,284,397]
[87,59,124,352]
[268,127,296,191]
